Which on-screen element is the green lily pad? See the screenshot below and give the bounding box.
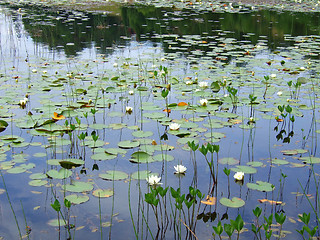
[218,157,239,165]
[247,181,274,192]
[271,158,289,165]
[29,173,47,179]
[118,140,140,149]
[64,181,93,193]
[92,189,114,198]
[91,152,117,161]
[29,179,48,186]
[130,151,154,163]
[132,130,153,138]
[7,166,26,174]
[104,148,127,155]
[153,153,174,162]
[219,197,245,208]
[99,170,128,181]
[230,165,257,174]
[59,158,84,169]
[47,219,66,227]
[131,170,152,180]
[299,156,320,164]
[65,194,89,204]
[47,169,72,179]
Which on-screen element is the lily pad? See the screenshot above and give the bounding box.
[153,153,174,162]
[130,151,154,163]
[47,219,66,227]
[132,130,153,138]
[92,189,114,198]
[29,179,48,186]
[247,181,274,192]
[118,140,140,149]
[99,170,128,181]
[131,170,152,180]
[64,181,93,193]
[299,156,320,164]
[65,194,89,204]
[219,197,245,208]
[230,165,257,174]
[47,169,72,179]
[218,157,239,165]
[271,158,289,165]
[59,158,84,169]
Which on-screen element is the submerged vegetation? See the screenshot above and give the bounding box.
[0,0,320,239]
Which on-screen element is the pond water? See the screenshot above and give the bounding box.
[0,2,320,239]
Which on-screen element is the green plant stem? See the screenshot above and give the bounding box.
[0,170,22,239]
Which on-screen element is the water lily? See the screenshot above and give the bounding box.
[277,91,283,96]
[270,73,277,78]
[146,175,162,186]
[174,165,187,174]
[186,80,193,85]
[128,90,134,95]
[234,172,244,181]
[113,62,118,67]
[200,98,208,106]
[169,122,180,131]
[126,106,133,114]
[198,81,208,88]
[19,98,28,107]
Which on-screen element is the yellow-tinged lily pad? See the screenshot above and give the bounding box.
[92,189,114,198]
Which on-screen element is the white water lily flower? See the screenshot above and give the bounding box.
[146,175,162,186]
[126,106,133,113]
[169,122,180,131]
[19,98,28,107]
[198,81,208,88]
[300,67,305,71]
[277,91,283,96]
[32,69,37,73]
[234,172,244,181]
[113,63,118,67]
[270,73,277,78]
[128,90,134,95]
[186,80,193,85]
[200,99,208,106]
[174,165,187,174]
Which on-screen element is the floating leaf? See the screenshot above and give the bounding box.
[131,170,152,180]
[246,161,263,167]
[132,130,153,138]
[271,158,289,165]
[64,181,93,193]
[52,112,66,121]
[48,219,66,227]
[99,170,128,181]
[219,197,245,208]
[65,194,89,204]
[47,169,72,179]
[247,181,274,192]
[130,151,154,163]
[29,179,48,186]
[201,196,216,205]
[92,189,114,198]
[299,156,320,164]
[218,157,239,165]
[258,199,283,205]
[153,153,174,162]
[59,158,84,169]
[118,140,140,149]
[230,165,257,174]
